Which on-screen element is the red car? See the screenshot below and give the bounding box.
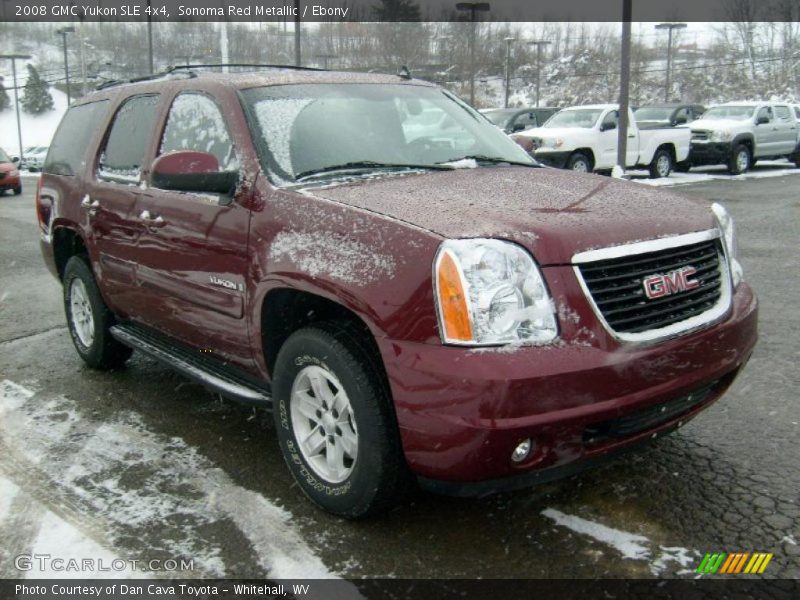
[0,147,22,195]
[37,68,757,517]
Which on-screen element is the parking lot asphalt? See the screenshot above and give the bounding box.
[0,172,798,580]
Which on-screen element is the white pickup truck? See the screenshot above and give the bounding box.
[512,104,691,178]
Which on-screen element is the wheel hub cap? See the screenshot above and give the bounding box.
[69,279,95,347]
[289,365,358,484]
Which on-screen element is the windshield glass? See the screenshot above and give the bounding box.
[242,84,533,185]
[543,109,603,129]
[635,107,672,121]
[702,106,756,121]
[481,110,515,127]
[0,148,10,163]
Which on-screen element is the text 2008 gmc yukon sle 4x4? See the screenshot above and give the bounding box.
[38,68,758,518]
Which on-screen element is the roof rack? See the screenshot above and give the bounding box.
[164,63,327,73]
[95,70,195,91]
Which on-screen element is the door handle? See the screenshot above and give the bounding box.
[81,195,100,215]
[628,134,636,138]
[139,210,166,229]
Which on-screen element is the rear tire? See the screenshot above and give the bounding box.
[272,322,409,518]
[63,256,132,369]
[649,148,673,178]
[728,144,751,175]
[566,152,592,173]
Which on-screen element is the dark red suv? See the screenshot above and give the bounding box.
[38,67,757,518]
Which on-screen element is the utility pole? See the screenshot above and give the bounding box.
[527,40,551,107]
[616,0,632,173]
[294,0,302,66]
[455,3,490,107]
[0,54,32,165]
[504,36,515,108]
[655,22,687,103]
[76,15,87,95]
[147,0,154,74]
[56,27,75,105]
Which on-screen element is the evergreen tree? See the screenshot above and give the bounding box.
[0,77,10,111]
[21,64,54,115]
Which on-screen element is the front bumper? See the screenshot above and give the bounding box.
[378,282,757,493]
[689,141,734,166]
[532,150,572,169]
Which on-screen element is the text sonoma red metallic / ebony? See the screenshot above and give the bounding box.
[37,67,757,517]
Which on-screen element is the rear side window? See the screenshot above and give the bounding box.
[775,105,791,121]
[98,94,160,183]
[44,100,109,176]
[159,93,237,170]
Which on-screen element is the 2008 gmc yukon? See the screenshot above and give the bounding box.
[37,67,758,518]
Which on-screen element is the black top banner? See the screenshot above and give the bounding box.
[2,0,799,23]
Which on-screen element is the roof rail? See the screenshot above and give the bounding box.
[164,63,327,73]
[95,70,195,91]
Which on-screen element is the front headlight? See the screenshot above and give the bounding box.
[711,203,743,287]
[710,129,733,142]
[540,137,564,149]
[9,170,19,177]
[434,239,558,345]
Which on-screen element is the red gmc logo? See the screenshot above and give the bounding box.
[642,266,700,300]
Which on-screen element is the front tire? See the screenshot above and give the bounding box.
[728,144,751,175]
[649,148,673,178]
[566,152,592,173]
[63,256,132,369]
[13,186,22,195]
[273,322,408,518]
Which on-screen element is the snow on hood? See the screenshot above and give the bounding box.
[516,126,593,140]
[303,167,715,265]
[690,118,751,130]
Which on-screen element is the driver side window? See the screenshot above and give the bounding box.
[756,107,772,123]
[601,111,618,130]
[159,93,237,171]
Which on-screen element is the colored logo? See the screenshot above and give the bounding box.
[696,552,773,575]
[642,266,700,300]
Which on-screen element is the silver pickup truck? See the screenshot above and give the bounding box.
[689,101,800,174]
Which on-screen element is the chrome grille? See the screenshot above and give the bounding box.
[575,235,729,340]
[691,130,710,141]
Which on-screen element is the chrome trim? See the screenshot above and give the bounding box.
[572,230,733,344]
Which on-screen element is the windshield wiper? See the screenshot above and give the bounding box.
[294,161,454,182]
[439,155,540,168]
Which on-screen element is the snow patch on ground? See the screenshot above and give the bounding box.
[269,231,395,286]
[542,508,698,575]
[632,161,800,187]
[0,379,337,580]
[0,476,20,522]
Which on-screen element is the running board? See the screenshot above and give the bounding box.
[110,323,272,408]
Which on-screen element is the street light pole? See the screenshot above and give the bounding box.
[147,0,154,74]
[56,27,75,105]
[455,3,490,107]
[504,36,515,108]
[655,22,687,103]
[527,40,551,108]
[0,54,32,166]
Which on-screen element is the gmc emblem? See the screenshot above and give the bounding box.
[642,266,700,300]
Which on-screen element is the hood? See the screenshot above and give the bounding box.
[690,118,750,131]
[516,126,581,140]
[304,167,715,265]
[0,162,15,173]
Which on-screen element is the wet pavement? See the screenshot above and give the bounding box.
[0,173,798,579]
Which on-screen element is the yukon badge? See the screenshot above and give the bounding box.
[642,266,699,300]
[209,275,243,292]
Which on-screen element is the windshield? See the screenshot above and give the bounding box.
[635,107,673,121]
[0,148,10,163]
[481,110,515,127]
[543,109,604,129]
[242,84,533,185]
[701,106,756,121]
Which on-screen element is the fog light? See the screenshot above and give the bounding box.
[511,439,532,463]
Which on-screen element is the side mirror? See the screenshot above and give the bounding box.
[11,157,19,164]
[512,122,526,132]
[674,116,688,125]
[756,115,770,125]
[151,151,238,197]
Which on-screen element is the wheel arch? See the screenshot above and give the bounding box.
[571,148,595,169]
[52,224,88,280]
